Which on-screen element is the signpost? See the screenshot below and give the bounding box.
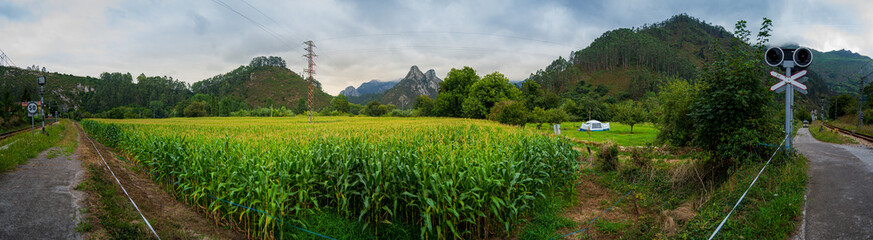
[26,101,38,134]
[765,47,813,151]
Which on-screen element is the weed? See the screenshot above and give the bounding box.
[596,142,620,171]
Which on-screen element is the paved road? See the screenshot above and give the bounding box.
[0,147,85,239]
[795,128,873,240]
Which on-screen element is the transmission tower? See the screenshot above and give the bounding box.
[0,49,15,67]
[303,40,317,123]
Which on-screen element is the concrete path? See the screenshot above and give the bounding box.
[794,128,873,240]
[0,147,85,240]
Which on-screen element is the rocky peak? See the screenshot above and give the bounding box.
[405,65,425,81]
[339,86,360,97]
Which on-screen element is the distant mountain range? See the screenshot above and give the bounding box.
[340,79,399,97]
[346,65,442,108]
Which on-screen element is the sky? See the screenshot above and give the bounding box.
[0,0,870,95]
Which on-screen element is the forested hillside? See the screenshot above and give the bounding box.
[191,56,332,111]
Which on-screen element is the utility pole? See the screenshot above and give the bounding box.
[304,40,317,123]
[38,76,45,134]
[858,71,872,129]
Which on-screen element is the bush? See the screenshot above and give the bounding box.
[487,100,528,126]
[596,143,620,171]
[390,109,413,117]
[184,101,207,117]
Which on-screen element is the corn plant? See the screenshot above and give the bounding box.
[82,116,579,239]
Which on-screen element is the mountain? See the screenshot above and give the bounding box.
[808,49,873,94]
[339,79,399,97]
[379,66,442,108]
[191,64,332,109]
[527,14,866,108]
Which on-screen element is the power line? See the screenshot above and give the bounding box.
[317,31,573,47]
[0,49,16,67]
[211,0,295,48]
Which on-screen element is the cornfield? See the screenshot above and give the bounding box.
[82,117,579,239]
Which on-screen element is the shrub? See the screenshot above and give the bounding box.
[487,100,529,126]
[596,143,620,171]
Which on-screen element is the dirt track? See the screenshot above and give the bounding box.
[74,122,245,239]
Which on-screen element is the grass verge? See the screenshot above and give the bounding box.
[809,121,857,144]
[679,152,807,239]
[0,119,73,172]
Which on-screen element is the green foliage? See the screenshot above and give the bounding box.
[544,108,570,125]
[611,100,649,133]
[330,94,351,113]
[249,56,287,69]
[363,100,388,116]
[520,79,561,110]
[413,95,435,116]
[487,100,529,126]
[828,94,856,118]
[462,72,521,118]
[434,67,480,117]
[183,101,207,117]
[656,79,700,146]
[690,18,778,164]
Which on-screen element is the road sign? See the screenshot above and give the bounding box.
[26,101,38,116]
[770,70,808,91]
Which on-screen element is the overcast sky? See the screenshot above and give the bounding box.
[0,0,869,95]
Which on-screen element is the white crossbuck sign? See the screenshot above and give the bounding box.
[770,70,807,92]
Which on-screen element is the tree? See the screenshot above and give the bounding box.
[487,100,529,126]
[545,108,570,126]
[364,100,388,116]
[690,18,779,164]
[612,100,648,133]
[148,101,165,118]
[414,95,435,116]
[657,79,699,146]
[434,67,479,117]
[462,72,521,119]
[331,94,350,113]
[295,98,307,114]
[184,101,207,117]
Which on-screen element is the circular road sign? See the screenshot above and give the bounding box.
[27,101,38,114]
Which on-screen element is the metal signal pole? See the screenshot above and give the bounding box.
[304,41,316,123]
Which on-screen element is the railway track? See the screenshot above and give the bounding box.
[0,127,32,141]
[823,122,873,143]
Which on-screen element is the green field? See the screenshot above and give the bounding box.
[82,116,580,239]
[528,122,659,146]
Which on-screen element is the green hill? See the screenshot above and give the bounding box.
[191,58,332,110]
[529,14,861,110]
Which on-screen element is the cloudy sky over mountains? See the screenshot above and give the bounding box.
[0,0,868,94]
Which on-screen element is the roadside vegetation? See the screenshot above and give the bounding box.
[809,120,857,144]
[0,119,74,172]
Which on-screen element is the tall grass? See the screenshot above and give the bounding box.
[82,117,580,239]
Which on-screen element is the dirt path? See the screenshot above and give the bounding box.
[0,146,86,239]
[73,122,245,239]
[794,128,873,239]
